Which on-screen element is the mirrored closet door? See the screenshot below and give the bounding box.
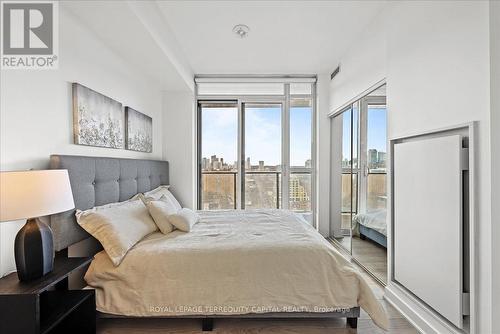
[330,84,388,284]
[330,102,358,253]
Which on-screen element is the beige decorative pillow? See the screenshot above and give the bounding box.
[168,208,200,232]
[146,200,177,234]
[76,200,157,266]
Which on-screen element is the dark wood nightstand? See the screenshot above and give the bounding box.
[0,257,95,334]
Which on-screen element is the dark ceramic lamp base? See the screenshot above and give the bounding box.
[14,218,54,281]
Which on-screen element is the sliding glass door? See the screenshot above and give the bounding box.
[243,103,282,209]
[199,100,285,211]
[197,81,315,220]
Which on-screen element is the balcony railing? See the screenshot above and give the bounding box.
[201,170,311,211]
[340,171,387,214]
[201,171,238,210]
[244,171,281,209]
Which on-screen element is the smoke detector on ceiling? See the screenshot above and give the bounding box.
[233,24,250,38]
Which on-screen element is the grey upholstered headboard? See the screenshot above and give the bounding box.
[48,155,169,251]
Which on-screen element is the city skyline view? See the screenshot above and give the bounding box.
[201,104,313,212]
[202,105,312,168]
[202,154,312,171]
[342,107,388,167]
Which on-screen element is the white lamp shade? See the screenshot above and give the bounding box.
[0,170,75,222]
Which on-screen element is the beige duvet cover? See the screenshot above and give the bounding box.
[85,209,388,329]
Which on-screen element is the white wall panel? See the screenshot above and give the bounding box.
[394,135,464,329]
[162,91,196,209]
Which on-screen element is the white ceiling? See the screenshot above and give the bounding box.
[61,1,192,91]
[156,0,387,75]
[62,1,387,91]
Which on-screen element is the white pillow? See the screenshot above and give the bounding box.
[164,190,182,211]
[76,200,157,266]
[138,193,175,208]
[168,208,200,232]
[146,200,177,234]
[143,185,182,211]
[142,185,171,200]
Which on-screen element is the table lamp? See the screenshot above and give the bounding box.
[0,170,75,281]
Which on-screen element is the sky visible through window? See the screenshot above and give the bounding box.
[341,107,387,160]
[202,106,312,167]
[367,107,387,152]
[202,107,238,165]
[245,106,282,167]
[290,106,312,167]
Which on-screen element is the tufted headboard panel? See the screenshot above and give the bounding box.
[48,155,169,251]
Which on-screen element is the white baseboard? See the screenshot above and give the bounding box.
[385,283,468,334]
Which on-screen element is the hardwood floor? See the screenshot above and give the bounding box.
[330,237,388,284]
[96,263,417,334]
[351,236,388,284]
[97,316,417,334]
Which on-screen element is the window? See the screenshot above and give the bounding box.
[289,98,312,212]
[197,78,316,221]
[244,103,282,209]
[199,103,238,210]
[337,105,359,233]
[366,105,387,213]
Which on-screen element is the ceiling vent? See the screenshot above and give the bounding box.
[331,65,340,80]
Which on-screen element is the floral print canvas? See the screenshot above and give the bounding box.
[125,107,152,153]
[73,83,124,149]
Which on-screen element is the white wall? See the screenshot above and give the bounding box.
[387,3,491,332]
[320,4,387,238]
[490,1,500,333]
[0,8,164,277]
[328,1,492,333]
[162,91,196,209]
[329,13,387,114]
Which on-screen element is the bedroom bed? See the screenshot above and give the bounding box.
[47,155,388,331]
[353,209,387,248]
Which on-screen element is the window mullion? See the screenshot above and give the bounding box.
[238,99,244,210]
[282,84,291,210]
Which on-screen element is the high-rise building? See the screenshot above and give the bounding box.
[368,149,378,168]
[213,160,221,170]
[378,152,386,166]
[305,159,312,168]
[246,157,251,170]
[289,178,310,206]
[258,161,264,170]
